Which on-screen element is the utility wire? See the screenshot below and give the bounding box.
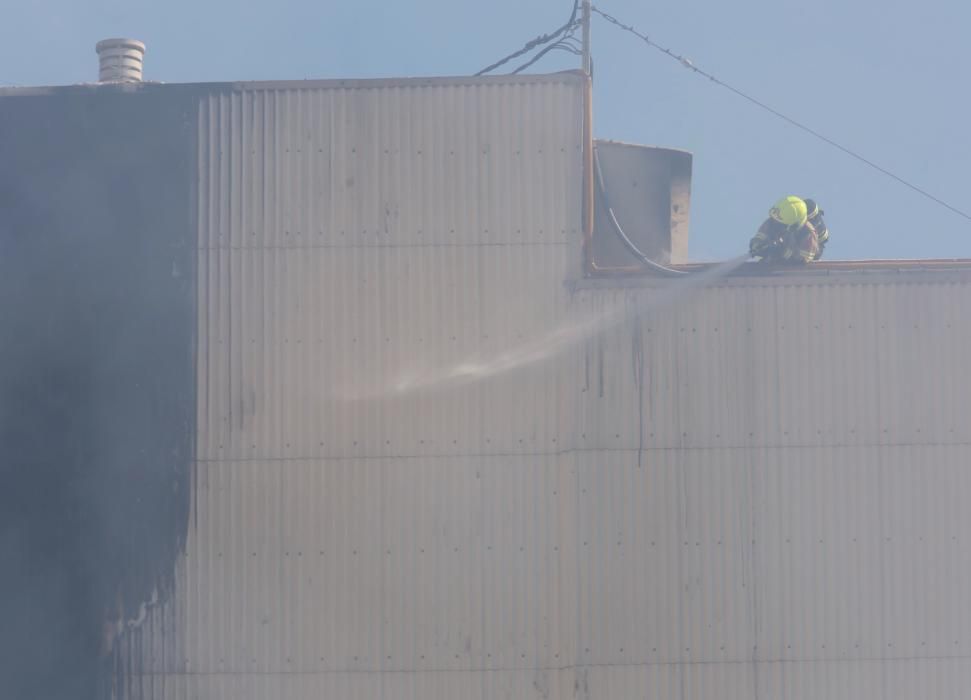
[475,1,580,76]
[512,29,581,74]
[549,44,583,57]
[592,5,971,222]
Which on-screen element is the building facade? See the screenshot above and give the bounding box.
[3,72,971,699]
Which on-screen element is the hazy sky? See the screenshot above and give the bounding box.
[3,0,968,260]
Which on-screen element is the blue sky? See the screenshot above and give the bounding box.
[3,0,968,260]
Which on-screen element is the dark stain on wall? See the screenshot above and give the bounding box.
[0,85,198,700]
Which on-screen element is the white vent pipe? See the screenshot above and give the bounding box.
[96,38,146,83]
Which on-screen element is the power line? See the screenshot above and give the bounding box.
[475,1,580,76]
[591,5,971,223]
[511,30,581,73]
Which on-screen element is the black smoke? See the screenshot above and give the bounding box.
[0,86,196,700]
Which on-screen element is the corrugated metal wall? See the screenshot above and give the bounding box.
[120,74,971,699]
[121,74,586,699]
[568,278,971,699]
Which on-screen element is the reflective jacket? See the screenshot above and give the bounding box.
[749,219,818,263]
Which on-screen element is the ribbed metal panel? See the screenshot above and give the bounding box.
[568,277,971,698]
[196,244,576,462]
[195,77,582,251]
[121,74,585,699]
[120,73,971,698]
[158,455,577,679]
[193,76,584,463]
[575,279,971,452]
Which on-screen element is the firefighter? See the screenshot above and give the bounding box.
[749,195,828,264]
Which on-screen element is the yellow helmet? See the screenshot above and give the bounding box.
[769,196,808,227]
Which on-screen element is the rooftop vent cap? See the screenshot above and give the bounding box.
[96,38,146,83]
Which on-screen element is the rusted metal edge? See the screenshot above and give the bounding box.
[568,259,971,291]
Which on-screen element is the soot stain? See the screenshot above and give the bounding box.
[0,87,197,700]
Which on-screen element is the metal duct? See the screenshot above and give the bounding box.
[96,38,145,83]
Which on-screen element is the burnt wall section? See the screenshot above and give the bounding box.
[591,140,692,271]
[0,86,197,700]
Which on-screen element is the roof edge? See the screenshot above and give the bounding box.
[0,70,587,98]
[571,259,971,291]
[595,138,693,158]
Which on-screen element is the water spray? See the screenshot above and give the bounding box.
[341,255,750,401]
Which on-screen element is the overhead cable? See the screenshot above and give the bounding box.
[475,1,580,76]
[512,33,581,73]
[592,5,971,222]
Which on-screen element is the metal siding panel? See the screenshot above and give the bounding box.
[141,669,584,700]
[564,277,971,699]
[575,280,971,452]
[146,456,575,675]
[193,244,579,461]
[193,79,582,251]
[132,74,583,698]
